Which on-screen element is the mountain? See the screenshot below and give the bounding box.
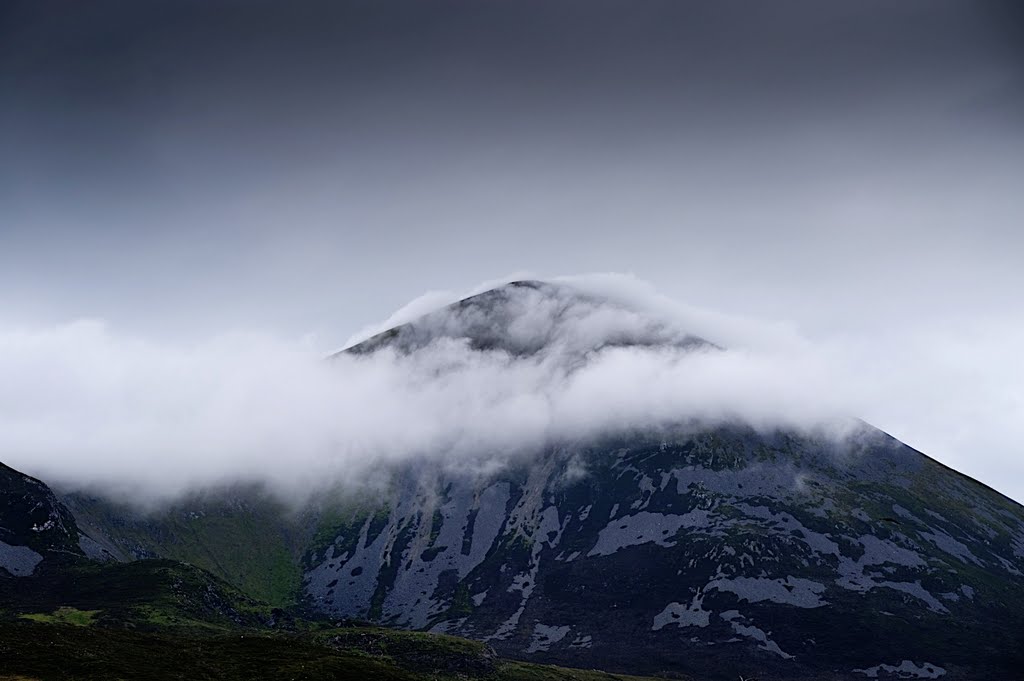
[15,280,1024,680]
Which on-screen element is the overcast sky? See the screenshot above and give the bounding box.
[1,1,1022,500]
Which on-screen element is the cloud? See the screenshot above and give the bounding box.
[0,274,1020,505]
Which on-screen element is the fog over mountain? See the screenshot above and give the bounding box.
[0,275,1020,506]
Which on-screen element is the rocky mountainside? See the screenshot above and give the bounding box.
[297,424,1024,680]
[0,461,114,577]
[40,281,1024,680]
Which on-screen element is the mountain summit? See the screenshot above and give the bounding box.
[29,281,1024,680]
[342,279,712,358]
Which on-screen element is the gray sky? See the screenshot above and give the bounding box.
[1,1,1022,500]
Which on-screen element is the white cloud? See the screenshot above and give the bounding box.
[0,274,1020,505]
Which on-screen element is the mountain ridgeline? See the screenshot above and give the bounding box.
[4,281,1024,681]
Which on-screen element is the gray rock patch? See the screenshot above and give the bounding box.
[569,633,592,649]
[853,660,946,678]
[525,623,571,653]
[919,530,983,567]
[652,592,711,630]
[707,576,827,608]
[0,540,43,577]
[78,534,115,562]
[588,510,710,557]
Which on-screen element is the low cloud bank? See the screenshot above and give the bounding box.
[1,274,1020,504]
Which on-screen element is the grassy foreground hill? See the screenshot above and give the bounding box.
[0,559,672,681]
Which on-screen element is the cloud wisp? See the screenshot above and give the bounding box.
[0,274,1019,505]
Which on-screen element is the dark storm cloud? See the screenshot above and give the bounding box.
[2,0,1019,179]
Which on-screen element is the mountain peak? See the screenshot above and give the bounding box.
[342,279,712,358]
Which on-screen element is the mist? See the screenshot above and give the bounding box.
[1,274,1020,506]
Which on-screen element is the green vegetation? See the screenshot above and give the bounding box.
[0,558,672,681]
[366,505,392,545]
[62,490,309,607]
[303,496,392,571]
[0,559,274,636]
[446,583,474,618]
[18,607,99,627]
[0,619,666,680]
[160,512,301,608]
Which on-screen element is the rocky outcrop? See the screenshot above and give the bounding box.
[0,461,113,577]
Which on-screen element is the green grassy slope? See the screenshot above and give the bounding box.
[60,487,394,610]
[0,559,676,681]
[0,622,666,681]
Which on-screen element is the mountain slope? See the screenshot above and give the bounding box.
[299,424,1024,680]
[61,486,309,607]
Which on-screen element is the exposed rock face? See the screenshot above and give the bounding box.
[299,425,1024,680]
[0,461,111,577]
